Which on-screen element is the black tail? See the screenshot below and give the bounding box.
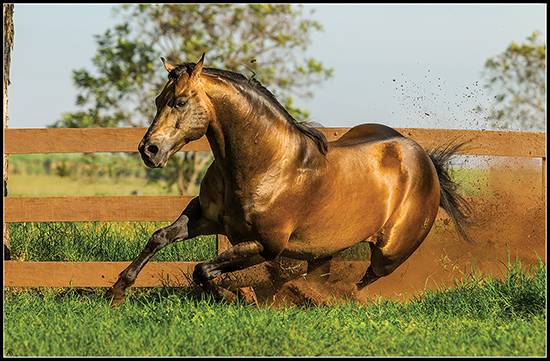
[428,140,475,243]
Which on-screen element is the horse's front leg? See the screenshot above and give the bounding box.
[107,197,219,305]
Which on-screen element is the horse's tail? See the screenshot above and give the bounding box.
[427,140,475,243]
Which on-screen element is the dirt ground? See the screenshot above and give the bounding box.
[216,164,545,307]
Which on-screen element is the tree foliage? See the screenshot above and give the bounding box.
[53,4,333,128]
[481,31,546,131]
[51,4,333,194]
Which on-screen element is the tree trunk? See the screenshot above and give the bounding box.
[4,4,14,260]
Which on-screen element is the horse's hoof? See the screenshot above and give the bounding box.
[192,263,208,286]
[110,296,126,307]
[193,263,221,286]
[106,287,126,307]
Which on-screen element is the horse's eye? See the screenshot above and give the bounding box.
[174,98,187,109]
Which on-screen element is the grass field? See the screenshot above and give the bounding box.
[4,262,545,356]
[8,222,216,262]
[7,173,172,196]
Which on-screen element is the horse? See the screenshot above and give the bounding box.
[107,54,472,305]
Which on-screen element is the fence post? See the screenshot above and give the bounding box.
[543,157,546,204]
[543,157,546,241]
[3,4,14,260]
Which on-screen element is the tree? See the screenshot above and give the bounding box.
[481,31,546,131]
[51,4,333,195]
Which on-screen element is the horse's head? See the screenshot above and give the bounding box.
[139,54,211,168]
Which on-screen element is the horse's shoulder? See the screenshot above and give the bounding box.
[329,123,404,148]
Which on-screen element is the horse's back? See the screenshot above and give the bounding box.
[327,123,436,188]
[329,123,404,148]
[328,123,432,179]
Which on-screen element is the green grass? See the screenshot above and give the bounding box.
[4,261,546,356]
[8,222,216,262]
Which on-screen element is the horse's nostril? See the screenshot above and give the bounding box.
[147,144,159,155]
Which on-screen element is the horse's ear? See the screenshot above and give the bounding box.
[191,53,205,80]
[161,57,175,73]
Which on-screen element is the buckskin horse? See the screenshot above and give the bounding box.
[108,54,472,304]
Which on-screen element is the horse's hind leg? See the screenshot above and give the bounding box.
[356,206,437,290]
[356,242,400,288]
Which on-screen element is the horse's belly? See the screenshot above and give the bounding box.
[283,230,372,259]
[285,214,382,259]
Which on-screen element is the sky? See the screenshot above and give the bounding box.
[7,4,547,130]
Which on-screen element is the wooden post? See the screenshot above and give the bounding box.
[543,157,546,244]
[3,4,14,260]
[543,157,546,202]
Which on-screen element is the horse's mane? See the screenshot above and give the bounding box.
[170,63,328,155]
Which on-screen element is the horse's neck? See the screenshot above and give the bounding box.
[205,84,306,173]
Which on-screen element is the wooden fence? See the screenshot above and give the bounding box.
[3,127,546,288]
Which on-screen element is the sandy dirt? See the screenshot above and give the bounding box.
[215,164,545,307]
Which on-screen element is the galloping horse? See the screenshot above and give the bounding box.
[108,54,472,304]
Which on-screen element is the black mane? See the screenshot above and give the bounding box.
[170,63,328,155]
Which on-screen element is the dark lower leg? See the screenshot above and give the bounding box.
[356,243,390,290]
[108,197,215,304]
[356,266,381,289]
[108,223,187,303]
[109,236,164,298]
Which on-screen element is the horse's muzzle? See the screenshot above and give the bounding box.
[139,140,165,168]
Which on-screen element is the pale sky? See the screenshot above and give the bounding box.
[7,4,547,130]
